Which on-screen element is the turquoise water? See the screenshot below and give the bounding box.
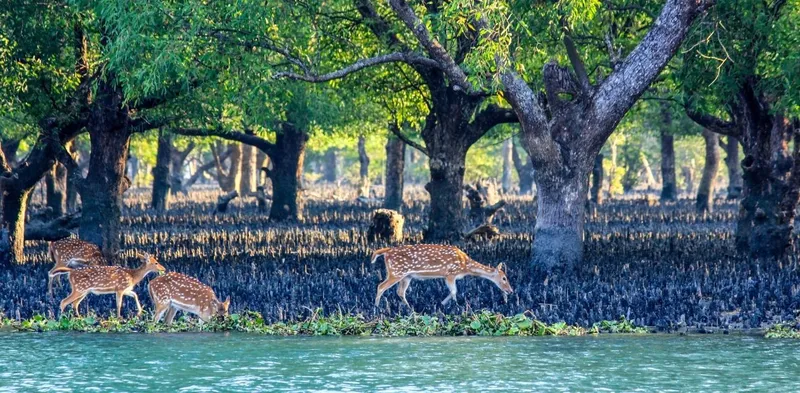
[1,334,799,392]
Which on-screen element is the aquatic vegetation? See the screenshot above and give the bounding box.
[593,316,651,334]
[0,309,609,336]
[764,324,800,339]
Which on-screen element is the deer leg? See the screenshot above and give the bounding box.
[60,291,83,315]
[72,293,89,318]
[125,291,143,316]
[375,276,402,307]
[164,306,178,326]
[115,291,124,319]
[153,303,169,323]
[441,276,458,306]
[396,278,413,310]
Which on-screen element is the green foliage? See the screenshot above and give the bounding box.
[593,316,650,334]
[764,324,800,339]
[1,309,606,337]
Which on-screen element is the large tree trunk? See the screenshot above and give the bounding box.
[151,129,171,211]
[660,107,677,201]
[533,167,591,271]
[45,164,66,218]
[384,135,405,210]
[590,153,604,204]
[268,123,308,221]
[501,139,513,193]
[696,130,720,213]
[78,79,132,260]
[240,143,256,195]
[511,138,534,195]
[215,143,242,193]
[65,142,80,212]
[357,135,370,198]
[0,187,30,264]
[79,128,131,260]
[323,148,338,183]
[724,136,742,199]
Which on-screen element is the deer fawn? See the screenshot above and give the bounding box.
[149,272,230,325]
[54,252,166,318]
[371,244,513,309]
[47,238,105,296]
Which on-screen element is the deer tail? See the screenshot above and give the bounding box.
[371,248,391,264]
[48,241,57,263]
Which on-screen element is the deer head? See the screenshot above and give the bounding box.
[137,252,166,274]
[489,263,514,294]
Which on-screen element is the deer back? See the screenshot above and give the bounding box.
[50,238,104,267]
[68,266,133,292]
[384,245,469,276]
[149,273,220,310]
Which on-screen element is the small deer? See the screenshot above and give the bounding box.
[371,244,513,309]
[148,272,230,325]
[54,252,166,318]
[47,238,105,296]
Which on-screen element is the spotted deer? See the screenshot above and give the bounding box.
[148,272,230,325]
[54,252,166,318]
[47,238,105,296]
[371,244,513,309]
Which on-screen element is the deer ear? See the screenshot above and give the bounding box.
[496,263,504,272]
[223,297,231,308]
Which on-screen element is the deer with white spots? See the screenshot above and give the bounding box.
[54,252,166,318]
[371,244,513,309]
[149,272,230,325]
[47,238,106,296]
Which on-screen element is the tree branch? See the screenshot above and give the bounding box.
[684,107,740,137]
[590,0,705,147]
[563,32,592,95]
[388,122,428,156]
[469,105,518,144]
[388,0,474,93]
[173,128,276,156]
[273,52,440,82]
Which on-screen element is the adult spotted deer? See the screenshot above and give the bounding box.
[47,238,105,296]
[55,253,165,318]
[371,244,513,309]
[149,272,230,325]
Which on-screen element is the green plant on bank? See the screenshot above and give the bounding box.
[765,324,800,339]
[0,310,646,336]
[592,316,651,334]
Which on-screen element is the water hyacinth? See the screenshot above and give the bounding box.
[3,188,799,331]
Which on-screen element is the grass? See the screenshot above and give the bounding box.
[0,309,650,336]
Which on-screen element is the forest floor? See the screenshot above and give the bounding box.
[2,187,799,333]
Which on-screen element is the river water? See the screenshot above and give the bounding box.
[0,333,798,392]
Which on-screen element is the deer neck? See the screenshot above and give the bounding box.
[465,261,495,278]
[126,264,154,284]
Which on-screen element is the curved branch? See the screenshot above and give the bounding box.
[389,122,428,156]
[684,107,740,137]
[388,0,473,93]
[590,0,705,146]
[273,52,440,82]
[563,33,592,95]
[173,128,276,156]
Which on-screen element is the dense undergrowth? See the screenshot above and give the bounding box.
[3,188,800,331]
[0,310,648,336]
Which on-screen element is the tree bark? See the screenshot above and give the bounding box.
[152,129,172,211]
[696,130,720,213]
[357,135,370,198]
[501,139,513,193]
[1,187,31,264]
[533,168,591,271]
[724,136,742,199]
[511,138,534,194]
[240,143,256,195]
[323,148,338,183]
[267,123,308,221]
[590,153,604,205]
[384,134,405,210]
[65,142,80,212]
[45,163,66,218]
[214,143,242,193]
[660,131,677,202]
